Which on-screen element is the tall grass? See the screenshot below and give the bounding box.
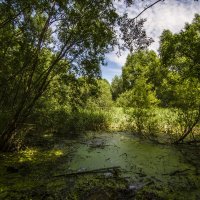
[119,107,200,143]
[33,105,200,143]
[33,107,112,134]
[71,109,112,132]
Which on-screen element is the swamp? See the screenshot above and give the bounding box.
[0,0,200,199]
[1,131,200,199]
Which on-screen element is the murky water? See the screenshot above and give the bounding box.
[68,132,200,199]
[1,132,200,199]
[70,133,192,176]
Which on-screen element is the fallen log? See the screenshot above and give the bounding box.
[162,169,190,176]
[184,140,200,144]
[53,166,121,177]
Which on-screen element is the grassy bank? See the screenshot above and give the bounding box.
[9,106,200,151]
[110,107,200,143]
[75,107,200,144]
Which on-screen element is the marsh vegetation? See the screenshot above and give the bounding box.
[0,0,200,199]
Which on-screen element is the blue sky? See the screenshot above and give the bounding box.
[101,0,200,83]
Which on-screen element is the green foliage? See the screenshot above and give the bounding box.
[117,76,159,135]
[170,79,200,142]
[111,75,123,100]
[35,108,111,134]
[0,0,200,150]
[116,50,160,136]
[159,15,200,142]
[0,0,118,150]
[0,0,155,150]
[86,79,113,109]
[118,77,159,108]
[71,109,112,132]
[159,14,200,80]
[30,76,113,134]
[113,15,200,141]
[122,50,161,91]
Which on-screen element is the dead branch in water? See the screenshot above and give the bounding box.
[53,166,121,177]
[162,169,190,176]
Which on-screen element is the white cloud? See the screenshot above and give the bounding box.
[103,0,200,82]
[141,0,200,51]
[105,50,129,66]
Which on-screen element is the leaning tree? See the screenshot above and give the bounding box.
[0,0,165,151]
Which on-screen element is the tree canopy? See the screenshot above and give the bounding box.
[0,0,154,151]
[1,0,200,151]
[112,14,200,142]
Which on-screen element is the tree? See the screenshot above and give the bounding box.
[159,14,200,80]
[122,50,161,91]
[172,78,200,143]
[159,14,200,143]
[117,77,159,135]
[91,79,113,108]
[118,50,160,134]
[111,75,123,100]
[0,0,167,151]
[0,0,119,151]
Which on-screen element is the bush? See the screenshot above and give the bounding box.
[72,109,111,132]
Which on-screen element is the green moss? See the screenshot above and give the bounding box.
[0,131,200,199]
[65,174,127,199]
[136,184,200,200]
[0,136,72,199]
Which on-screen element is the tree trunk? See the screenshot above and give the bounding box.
[0,123,17,152]
[0,133,14,152]
[174,127,193,144]
[174,108,200,144]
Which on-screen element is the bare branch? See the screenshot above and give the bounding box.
[133,0,164,20]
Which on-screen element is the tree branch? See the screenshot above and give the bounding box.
[133,0,164,20]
